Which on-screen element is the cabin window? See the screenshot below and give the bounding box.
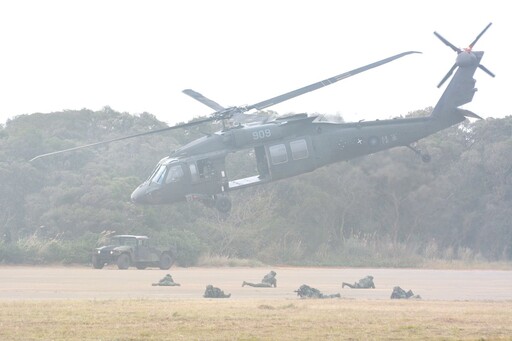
[290,139,308,160]
[165,165,184,183]
[197,159,214,178]
[189,163,199,182]
[269,144,288,164]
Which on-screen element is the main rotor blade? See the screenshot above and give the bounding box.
[434,32,461,53]
[31,51,419,162]
[182,89,226,112]
[246,51,421,111]
[469,22,492,49]
[29,116,214,162]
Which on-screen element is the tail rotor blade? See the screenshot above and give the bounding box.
[437,63,458,88]
[478,64,495,78]
[434,31,461,53]
[469,22,492,49]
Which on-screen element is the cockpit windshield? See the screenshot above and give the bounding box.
[150,163,184,185]
[151,164,167,184]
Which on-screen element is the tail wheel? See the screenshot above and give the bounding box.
[117,253,130,270]
[159,253,174,270]
[215,195,232,213]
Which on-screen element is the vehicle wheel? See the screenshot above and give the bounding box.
[135,263,147,270]
[159,253,174,270]
[215,196,232,213]
[117,253,131,270]
[92,255,104,269]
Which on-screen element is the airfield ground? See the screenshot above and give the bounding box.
[0,265,510,300]
[0,266,511,340]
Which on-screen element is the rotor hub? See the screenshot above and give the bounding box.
[456,51,478,67]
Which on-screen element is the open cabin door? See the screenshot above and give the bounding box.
[227,136,316,190]
[187,156,228,196]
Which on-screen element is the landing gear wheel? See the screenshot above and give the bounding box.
[159,253,174,270]
[92,255,104,269]
[215,196,232,213]
[407,145,431,163]
[421,154,431,163]
[117,253,130,270]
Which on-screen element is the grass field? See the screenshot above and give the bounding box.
[1,299,511,340]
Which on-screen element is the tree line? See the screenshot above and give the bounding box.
[0,107,510,266]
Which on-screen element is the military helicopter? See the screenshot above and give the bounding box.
[31,24,493,213]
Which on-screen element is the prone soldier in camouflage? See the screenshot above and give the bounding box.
[242,270,277,288]
[342,275,375,289]
[203,284,231,298]
[390,286,421,299]
[152,273,180,286]
[295,284,340,299]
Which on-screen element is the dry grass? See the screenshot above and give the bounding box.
[0,299,511,340]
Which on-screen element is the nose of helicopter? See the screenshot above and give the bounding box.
[130,184,148,204]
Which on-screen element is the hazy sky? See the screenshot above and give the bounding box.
[0,0,509,127]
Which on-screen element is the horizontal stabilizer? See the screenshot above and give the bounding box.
[458,109,483,120]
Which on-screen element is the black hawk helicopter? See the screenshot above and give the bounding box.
[31,24,494,213]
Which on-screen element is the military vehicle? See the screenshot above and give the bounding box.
[92,234,175,270]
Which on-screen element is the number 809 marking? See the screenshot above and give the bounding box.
[252,129,272,140]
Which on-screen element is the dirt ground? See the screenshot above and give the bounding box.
[0,266,510,301]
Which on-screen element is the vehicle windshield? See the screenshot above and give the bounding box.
[110,236,137,247]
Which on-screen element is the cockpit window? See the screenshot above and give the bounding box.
[151,164,167,184]
[150,163,184,185]
[166,165,184,183]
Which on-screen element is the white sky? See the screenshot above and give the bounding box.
[0,0,509,127]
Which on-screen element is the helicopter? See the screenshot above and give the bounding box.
[31,24,494,213]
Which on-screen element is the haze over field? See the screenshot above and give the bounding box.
[0,0,509,126]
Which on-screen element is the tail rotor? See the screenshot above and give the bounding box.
[434,22,494,88]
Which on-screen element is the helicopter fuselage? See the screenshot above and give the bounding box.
[129,110,465,208]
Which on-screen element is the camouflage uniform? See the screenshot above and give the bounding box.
[242,271,277,288]
[342,275,375,289]
[203,284,231,298]
[295,284,340,299]
[152,274,180,286]
[390,286,421,299]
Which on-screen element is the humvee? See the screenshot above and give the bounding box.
[92,235,175,270]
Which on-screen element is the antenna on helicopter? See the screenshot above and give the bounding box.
[434,22,495,88]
